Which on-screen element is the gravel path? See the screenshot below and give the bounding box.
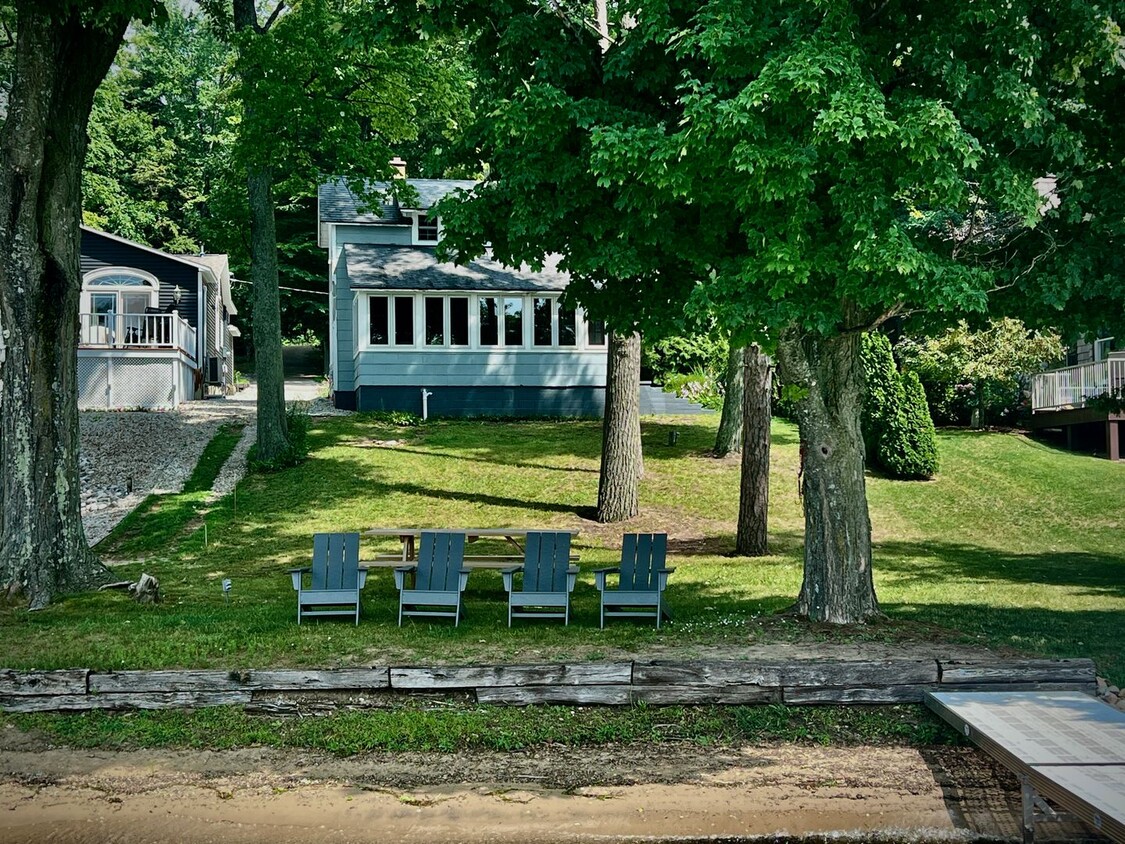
[80,378,349,545]
[79,402,254,545]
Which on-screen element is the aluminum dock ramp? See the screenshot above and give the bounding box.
[926,691,1125,842]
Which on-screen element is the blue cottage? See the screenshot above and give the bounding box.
[318,167,608,417]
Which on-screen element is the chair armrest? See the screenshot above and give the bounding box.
[657,567,675,590]
[566,565,579,592]
[458,570,471,592]
[288,567,310,591]
[393,565,416,591]
[357,569,368,589]
[593,566,619,592]
[500,567,519,593]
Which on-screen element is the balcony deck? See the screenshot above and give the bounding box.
[78,312,197,361]
[1029,356,1125,459]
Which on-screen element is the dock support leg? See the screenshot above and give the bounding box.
[1107,421,1121,461]
[1021,776,1037,844]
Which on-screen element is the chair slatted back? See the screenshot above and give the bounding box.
[523,532,572,592]
[417,531,466,591]
[619,533,667,591]
[312,532,360,590]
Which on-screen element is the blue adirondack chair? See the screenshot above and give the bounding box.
[594,533,674,628]
[288,532,367,625]
[501,531,578,626]
[395,531,470,626]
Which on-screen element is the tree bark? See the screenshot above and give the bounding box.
[714,343,745,456]
[234,0,289,463]
[735,344,771,556]
[775,325,879,623]
[0,5,133,607]
[246,167,288,461]
[597,331,642,522]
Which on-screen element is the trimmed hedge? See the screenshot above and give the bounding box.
[861,334,939,480]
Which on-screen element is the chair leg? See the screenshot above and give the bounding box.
[599,598,605,629]
[655,595,661,630]
[398,599,404,627]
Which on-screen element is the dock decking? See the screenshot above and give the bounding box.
[926,691,1125,843]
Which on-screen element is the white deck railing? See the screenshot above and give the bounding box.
[78,313,197,362]
[1031,357,1125,412]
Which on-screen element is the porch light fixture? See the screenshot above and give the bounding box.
[173,284,184,306]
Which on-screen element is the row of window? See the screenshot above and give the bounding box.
[364,293,607,350]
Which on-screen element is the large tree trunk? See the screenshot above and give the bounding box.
[0,5,132,607]
[735,344,771,556]
[714,343,745,456]
[234,0,289,463]
[597,331,642,522]
[246,167,288,461]
[775,325,879,623]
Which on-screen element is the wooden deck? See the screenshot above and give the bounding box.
[926,691,1125,843]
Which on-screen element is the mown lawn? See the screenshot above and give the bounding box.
[1,414,1121,684]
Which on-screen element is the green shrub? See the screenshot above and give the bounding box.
[881,371,939,479]
[896,319,1064,426]
[662,368,725,410]
[861,334,897,462]
[359,410,422,427]
[643,334,727,385]
[861,334,938,480]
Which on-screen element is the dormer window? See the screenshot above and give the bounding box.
[416,214,439,243]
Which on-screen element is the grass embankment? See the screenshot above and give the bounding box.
[1,416,1121,685]
[11,702,955,754]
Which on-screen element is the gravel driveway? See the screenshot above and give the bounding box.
[79,365,339,545]
[79,401,255,545]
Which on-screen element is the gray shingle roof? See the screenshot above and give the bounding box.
[318,178,477,223]
[343,245,569,292]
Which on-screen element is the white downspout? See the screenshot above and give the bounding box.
[421,388,433,420]
[197,269,205,368]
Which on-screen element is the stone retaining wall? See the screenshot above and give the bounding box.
[0,658,1098,714]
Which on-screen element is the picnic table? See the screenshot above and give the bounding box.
[360,527,581,569]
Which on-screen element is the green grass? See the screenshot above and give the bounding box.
[98,423,245,558]
[7,702,958,754]
[1,416,1122,686]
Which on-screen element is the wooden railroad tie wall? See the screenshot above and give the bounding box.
[0,658,1098,714]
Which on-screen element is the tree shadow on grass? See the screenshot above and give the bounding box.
[664,531,805,559]
[874,539,1125,598]
[883,602,1124,685]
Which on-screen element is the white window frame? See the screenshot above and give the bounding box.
[408,211,441,246]
[80,267,161,314]
[356,291,602,353]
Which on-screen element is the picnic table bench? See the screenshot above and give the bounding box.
[360,527,581,570]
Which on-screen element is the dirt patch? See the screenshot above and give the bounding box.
[0,727,1099,843]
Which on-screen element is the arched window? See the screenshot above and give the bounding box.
[81,268,160,320]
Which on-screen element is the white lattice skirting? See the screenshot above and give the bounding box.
[78,351,197,410]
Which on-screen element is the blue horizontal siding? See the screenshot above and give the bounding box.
[356,385,604,418]
[334,263,355,391]
[336,224,412,246]
[353,349,607,388]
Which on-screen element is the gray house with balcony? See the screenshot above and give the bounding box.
[79,227,239,409]
[318,173,608,416]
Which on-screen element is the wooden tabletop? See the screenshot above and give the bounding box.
[361,528,581,537]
